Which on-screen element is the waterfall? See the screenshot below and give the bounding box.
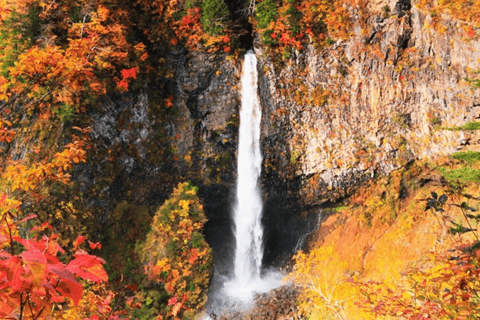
[223,50,281,304]
[233,50,263,283]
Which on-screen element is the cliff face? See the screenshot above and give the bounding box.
[85,49,239,206]
[258,0,480,208]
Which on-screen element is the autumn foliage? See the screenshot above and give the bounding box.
[138,182,213,319]
[287,158,480,320]
[0,200,111,319]
[0,0,227,318]
[287,245,354,320]
[254,0,358,55]
[417,0,480,38]
[0,119,117,319]
[0,0,140,115]
[354,186,480,320]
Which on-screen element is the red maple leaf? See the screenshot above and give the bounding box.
[121,67,138,80]
[168,297,178,306]
[118,80,129,91]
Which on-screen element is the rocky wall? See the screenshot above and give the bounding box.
[257,0,480,208]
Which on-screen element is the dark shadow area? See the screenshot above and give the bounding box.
[200,183,236,277]
[222,0,254,50]
[261,172,320,268]
[239,23,254,50]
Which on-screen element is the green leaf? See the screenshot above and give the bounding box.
[466,213,480,220]
[439,194,448,203]
[449,221,475,235]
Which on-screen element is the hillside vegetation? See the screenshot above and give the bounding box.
[288,151,480,319]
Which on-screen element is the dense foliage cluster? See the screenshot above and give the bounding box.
[0,0,231,317]
[355,188,480,320]
[288,152,480,319]
[0,200,112,319]
[201,0,231,35]
[138,182,213,319]
[417,0,480,38]
[253,0,357,57]
[287,245,353,320]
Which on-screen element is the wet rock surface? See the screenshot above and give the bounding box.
[208,285,303,320]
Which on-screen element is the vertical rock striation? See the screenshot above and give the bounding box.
[258,0,480,209]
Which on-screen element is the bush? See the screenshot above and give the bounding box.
[137,182,213,319]
[256,0,278,46]
[448,121,480,130]
[452,151,480,163]
[201,0,231,35]
[462,121,480,130]
[256,0,278,29]
[439,167,480,183]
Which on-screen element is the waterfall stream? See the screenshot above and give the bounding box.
[232,49,263,285]
[222,50,281,304]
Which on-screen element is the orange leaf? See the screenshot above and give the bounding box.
[118,80,129,91]
[171,302,182,317]
[73,236,86,248]
[165,95,173,108]
[88,241,102,250]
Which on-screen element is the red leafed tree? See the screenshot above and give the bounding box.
[0,204,109,319]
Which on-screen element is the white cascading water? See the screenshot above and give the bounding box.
[223,50,281,304]
[233,50,263,283]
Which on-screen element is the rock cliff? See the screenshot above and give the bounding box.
[258,0,480,208]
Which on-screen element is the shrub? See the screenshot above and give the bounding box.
[439,167,480,183]
[201,0,231,35]
[0,210,111,320]
[452,151,480,163]
[445,121,480,131]
[138,182,213,319]
[256,0,278,29]
[462,121,480,130]
[256,0,278,46]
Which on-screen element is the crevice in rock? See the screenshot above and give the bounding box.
[239,23,254,50]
